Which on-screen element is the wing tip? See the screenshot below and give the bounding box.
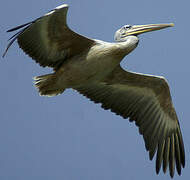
[2,49,8,58]
[55,4,69,10]
[45,4,69,16]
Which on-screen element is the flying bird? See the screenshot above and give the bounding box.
[3,4,185,178]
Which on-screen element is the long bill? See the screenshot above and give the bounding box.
[125,23,174,36]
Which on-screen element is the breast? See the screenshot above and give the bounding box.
[57,42,124,86]
[84,42,125,79]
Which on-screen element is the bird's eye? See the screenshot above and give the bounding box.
[123,25,132,30]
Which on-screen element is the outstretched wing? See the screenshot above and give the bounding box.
[75,65,185,178]
[3,4,95,70]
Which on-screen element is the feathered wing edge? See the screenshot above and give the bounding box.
[3,4,95,71]
[74,66,185,177]
[3,21,36,57]
[2,4,62,58]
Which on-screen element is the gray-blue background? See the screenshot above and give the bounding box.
[0,0,189,179]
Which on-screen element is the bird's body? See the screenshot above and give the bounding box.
[3,4,185,178]
[37,37,138,95]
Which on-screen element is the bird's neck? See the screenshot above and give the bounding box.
[116,36,139,57]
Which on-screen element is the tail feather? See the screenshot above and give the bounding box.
[34,74,65,96]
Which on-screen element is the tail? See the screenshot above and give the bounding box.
[34,74,65,96]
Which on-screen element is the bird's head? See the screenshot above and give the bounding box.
[114,23,174,42]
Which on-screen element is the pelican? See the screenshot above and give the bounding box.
[3,4,185,178]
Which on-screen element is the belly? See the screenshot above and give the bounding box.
[55,42,124,88]
[57,51,121,87]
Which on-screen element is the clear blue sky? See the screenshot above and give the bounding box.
[0,0,189,179]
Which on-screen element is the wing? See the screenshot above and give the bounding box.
[75,65,185,177]
[3,4,95,70]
